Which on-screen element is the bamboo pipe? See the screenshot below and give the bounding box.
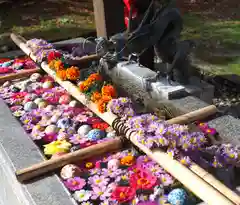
[166,105,218,125]
[0,68,40,84]
[16,138,123,183]
[10,33,99,65]
[12,34,237,205]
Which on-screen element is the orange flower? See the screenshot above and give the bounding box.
[101,85,116,97]
[66,66,80,81]
[56,69,67,81]
[91,91,102,102]
[85,162,94,169]
[79,82,88,92]
[88,73,102,82]
[120,156,135,166]
[101,95,112,103]
[97,99,107,113]
[54,60,64,71]
[48,60,56,69]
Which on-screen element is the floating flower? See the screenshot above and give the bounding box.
[204,127,217,135]
[88,175,109,187]
[69,134,88,145]
[11,92,27,100]
[111,186,136,203]
[64,177,86,191]
[42,133,57,143]
[13,110,25,117]
[91,185,111,200]
[159,174,174,187]
[80,202,93,205]
[73,190,92,202]
[120,155,135,166]
[92,122,109,130]
[66,66,80,81]
[130,170,158,190]
[43,140,71,155]
[30,130,45,140]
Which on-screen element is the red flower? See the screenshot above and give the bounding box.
[0,67,14,74]
[86,117,102,125]
[130,170,158,190]
[111,186,136,203]
[34,88,50,95]
[47,51,62,63]
[92,122,109,130]
[11,92,27,100]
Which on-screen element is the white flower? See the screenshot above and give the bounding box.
[81,201,93,205]
[73,190,92,202]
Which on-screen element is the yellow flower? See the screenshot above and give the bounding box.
[43,140,72,155]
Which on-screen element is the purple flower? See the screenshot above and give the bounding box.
[91,185,111,200]
[64,177,86,191]
[23,124,34,132]
[179,156,191,166]
[101,168,123,178]
[73,114,88,123]
[69,134,88,145]
[115,174,129,182]
[88,175,109,187]
[159,174,174,186]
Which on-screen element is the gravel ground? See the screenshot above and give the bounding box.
[207,76,240,118]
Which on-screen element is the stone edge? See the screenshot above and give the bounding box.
[0,99,77,205]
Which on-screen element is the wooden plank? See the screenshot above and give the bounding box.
[92,0,125,37]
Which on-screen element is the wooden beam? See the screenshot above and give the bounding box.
[92,0,125,38]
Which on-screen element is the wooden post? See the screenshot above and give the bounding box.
[92,0,125,38]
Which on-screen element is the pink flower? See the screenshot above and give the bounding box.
[34,88,49,95]
[130,169,158,190]
[95,160,102,169]
[88,175,109,187]
[64,177,86,191]
[91,185,111,200]
[197,122,209,130]
[204,127,217,135]
[10,105,22,112]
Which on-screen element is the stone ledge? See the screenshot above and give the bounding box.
[0,99,77,205]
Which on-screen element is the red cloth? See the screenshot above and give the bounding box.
[123,0,138,27]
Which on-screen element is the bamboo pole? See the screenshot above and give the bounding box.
[16,138,123,183]
[11,33,239,205]
[166,105,217,125]
[0,68,40,84]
